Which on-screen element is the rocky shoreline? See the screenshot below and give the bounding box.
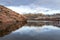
[24,14,60,27]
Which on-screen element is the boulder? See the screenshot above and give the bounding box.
[0,5,27,37]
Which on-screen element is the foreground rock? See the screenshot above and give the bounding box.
[0,5,27,37]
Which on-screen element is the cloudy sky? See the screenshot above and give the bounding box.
[0,0,60,14]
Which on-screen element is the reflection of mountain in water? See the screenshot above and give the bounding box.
[26,21,60,27]
[0,19,60,40]
[0,25,60,40]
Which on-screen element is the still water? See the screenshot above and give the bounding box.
[0,21,60,40]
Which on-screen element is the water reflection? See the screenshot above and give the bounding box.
[26,21,60,27]
[0,21,60,40]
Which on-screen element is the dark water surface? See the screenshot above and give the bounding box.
[0,21,60,40]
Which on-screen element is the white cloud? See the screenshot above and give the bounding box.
[6,5,60,15]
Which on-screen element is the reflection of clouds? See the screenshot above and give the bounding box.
[0,26,60,40]
[10,25,60,34]
[40,25,60,32]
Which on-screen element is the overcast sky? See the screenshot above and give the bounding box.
[0,0,60,15]
[0,0,60,9]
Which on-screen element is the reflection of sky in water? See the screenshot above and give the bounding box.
[14,25,60,33]
[0,0,60,40]
[0,25,60,40]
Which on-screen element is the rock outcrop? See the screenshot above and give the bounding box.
[0,5,27,37]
